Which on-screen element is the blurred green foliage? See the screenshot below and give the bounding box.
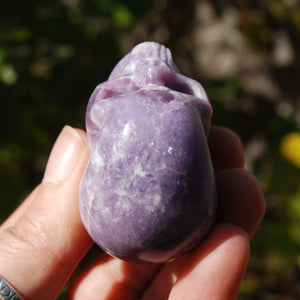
[0,0,152,217]
[1,0,300,298]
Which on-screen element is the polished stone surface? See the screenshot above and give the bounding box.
[80,42,216,263]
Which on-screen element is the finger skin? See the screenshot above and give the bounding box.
[168,224,249,300]
[0,126,93,300]
[208,126,245,173]
[69,255,160,300]
[0,126,88,234]
[209,126,265,238]
[0,187,38,234]
[141,224,249,300]
[216,169,265,238]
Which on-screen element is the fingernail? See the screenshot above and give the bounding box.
[43,125,88,183]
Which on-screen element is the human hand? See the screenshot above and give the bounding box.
[0,125,265,300]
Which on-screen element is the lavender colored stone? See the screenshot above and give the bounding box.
[79,42,217,263]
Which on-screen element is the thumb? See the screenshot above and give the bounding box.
[0,126,92,300]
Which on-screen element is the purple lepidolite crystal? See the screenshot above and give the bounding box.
[79,42,217,263]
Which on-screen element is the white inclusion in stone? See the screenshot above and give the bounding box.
[111,144,126,164]
[92,150,104,172]
[153,194,161,206]
[123,61,136,74]
[101,205,114,223]
[122,123,131,137]
[146,194,166,213]
[168,146,173,154]
[115,196,131,212]
[134,164,147,177]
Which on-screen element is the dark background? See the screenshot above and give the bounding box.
[1,0,300,298]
